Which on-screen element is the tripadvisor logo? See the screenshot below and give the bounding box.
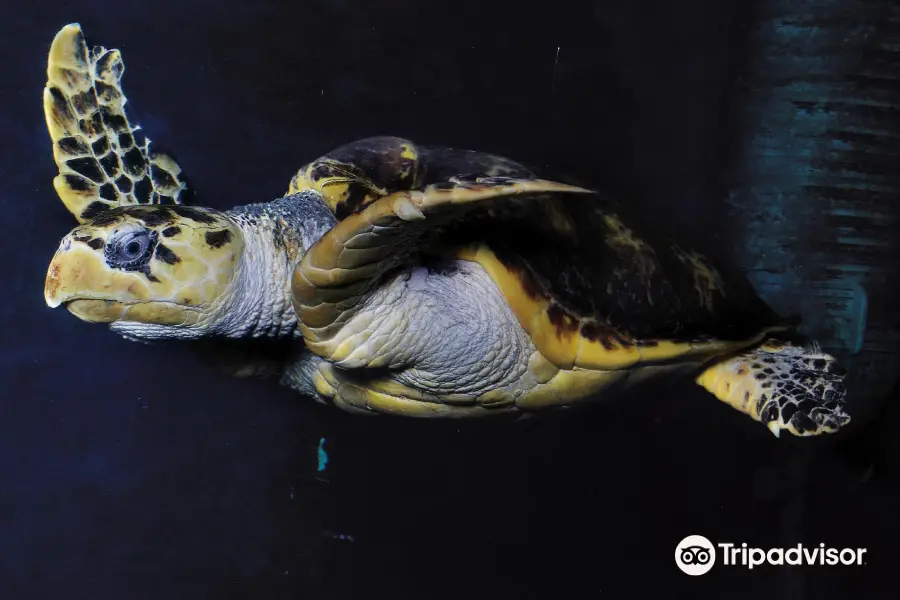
[675,535,867,576]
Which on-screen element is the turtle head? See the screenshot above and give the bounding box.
[44,204,244,338]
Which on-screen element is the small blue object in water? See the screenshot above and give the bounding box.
[317,437,328,472]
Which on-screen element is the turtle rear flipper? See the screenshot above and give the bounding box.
[696,339,851,437]
[44,23,189,223]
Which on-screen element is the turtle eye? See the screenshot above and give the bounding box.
[106,228,155,270]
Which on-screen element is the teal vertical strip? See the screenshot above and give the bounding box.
[726,0,900,413]
[317,437,328,472]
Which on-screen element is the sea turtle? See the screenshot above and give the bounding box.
[42,23,851,437]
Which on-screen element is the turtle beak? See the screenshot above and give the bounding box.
[45,236,98,307]
[44,236,84,308]
[44,239,126,322]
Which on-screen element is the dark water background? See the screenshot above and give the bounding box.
[1,0,898,598]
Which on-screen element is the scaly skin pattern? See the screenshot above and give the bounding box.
[205,194,337,340]
[280,261,546,407]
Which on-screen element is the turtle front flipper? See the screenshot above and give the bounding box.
[44,23,189,223]
[696,338,851,437]
[291,176,593,373]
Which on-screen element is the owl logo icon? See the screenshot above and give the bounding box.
[675,535,716,575]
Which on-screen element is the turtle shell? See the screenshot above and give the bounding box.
[288,135,788,371]
[437,188,788,370]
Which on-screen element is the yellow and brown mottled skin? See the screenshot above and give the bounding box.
[43,23,190,222]
[41,23,851,438]
[46,204,243,326]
